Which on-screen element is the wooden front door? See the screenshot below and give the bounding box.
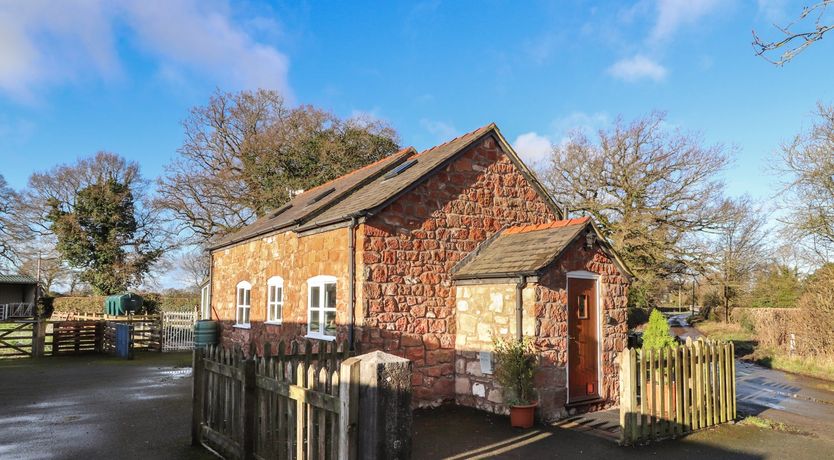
[568,277,599,402]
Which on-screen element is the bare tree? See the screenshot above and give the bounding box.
[776,103,834,258]
[0,175,16,269]
[542,111,730,304]
[753,1,833,65]
[155,89,400,245]
[705,197,768,323]
[180,247,210,291]
[15,248,69,294]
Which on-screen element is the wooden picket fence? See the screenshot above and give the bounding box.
[619,338,736,445]
[193,340,358,460]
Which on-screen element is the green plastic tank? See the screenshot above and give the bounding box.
[104,293,143,315]
[194,320,219,348]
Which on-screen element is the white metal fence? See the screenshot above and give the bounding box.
[0,303,34,321]
[161,310,198,352]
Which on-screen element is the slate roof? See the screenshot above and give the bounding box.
[452,218,592,279]
[210,146,416,249]
[211,123,561,249]
[0,274,38,285]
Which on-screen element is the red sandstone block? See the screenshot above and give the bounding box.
[428,319,447,333]
[423,334,440,350]
[426,349,454,365]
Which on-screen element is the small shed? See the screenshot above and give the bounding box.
[104,293,143,315]
[0,274,38,319]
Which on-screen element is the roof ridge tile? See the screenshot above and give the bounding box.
[504,216,589,235]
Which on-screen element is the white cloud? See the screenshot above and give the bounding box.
[608,55,668,82]
[513,132,553,166]
[551,112,610,138]
[420,119,458,142]
[651,0,722,42]
[756,0,789,23]
[0,0,290,103]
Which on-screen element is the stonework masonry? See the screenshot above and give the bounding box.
[533,236,629,419]
[210,226,361,354]
[358,134,557,404]
[454,283,535,414]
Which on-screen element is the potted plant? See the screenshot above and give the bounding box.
[493,337,539,428]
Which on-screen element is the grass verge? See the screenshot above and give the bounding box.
[697,320,834,382]
[740,416,813,436]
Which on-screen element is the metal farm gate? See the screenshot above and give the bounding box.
[161,311,198,352]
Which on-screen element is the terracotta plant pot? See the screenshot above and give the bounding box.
[509,402,538,428]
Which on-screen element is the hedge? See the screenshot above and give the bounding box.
[52,294,199,315]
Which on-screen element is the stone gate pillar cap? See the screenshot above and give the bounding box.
[358,350,410,364]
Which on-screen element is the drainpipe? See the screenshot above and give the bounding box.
[515,275,527,340]
[348,216,358,350]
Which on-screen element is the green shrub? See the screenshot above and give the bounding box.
[642,309,677,350]
[493,337,538,405]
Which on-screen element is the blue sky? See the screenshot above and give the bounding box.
[2,0,833,203]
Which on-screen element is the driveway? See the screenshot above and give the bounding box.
[0,353,213,460]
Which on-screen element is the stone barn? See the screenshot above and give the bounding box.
[207,123,631,421]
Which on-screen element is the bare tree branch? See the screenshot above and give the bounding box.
[753,1,834,65]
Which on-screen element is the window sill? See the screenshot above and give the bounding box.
[233,324,251,330]
[305,333,336,342]
[265,321,283,326]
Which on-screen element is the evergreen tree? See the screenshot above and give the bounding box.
[642,309,677,350]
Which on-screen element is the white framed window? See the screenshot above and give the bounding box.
[307,275,337,340]
[235,281,252,328]
[266,276,284,324]
[200,284,211,320]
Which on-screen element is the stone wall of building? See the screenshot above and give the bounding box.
[534,236,629,420]
[453,283,535,414]
[210,226,361,355]
[359,134,558,404]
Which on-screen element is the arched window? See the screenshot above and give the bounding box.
[266,276,284,324]
[307,275,337,340]
[235,281,252,327]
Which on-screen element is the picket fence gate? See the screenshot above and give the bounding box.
[619,338,736,445]
[192,341,358,460]
[161,310,198,352]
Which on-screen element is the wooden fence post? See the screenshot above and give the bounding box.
[242,357,257,460]
[619,349,637,445]
[339,357,361,460]
[192,347,205,446]
[31,320,46,358]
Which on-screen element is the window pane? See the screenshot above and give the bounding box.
[324,311,336,336]
[238,288,244,305]
[245,289,251,306]
[275,303,282,321]
[310,286,320,309]
[276,287,283,302]
[325,283,336,309]
[269,286,275,302]
[244,307,249,324]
